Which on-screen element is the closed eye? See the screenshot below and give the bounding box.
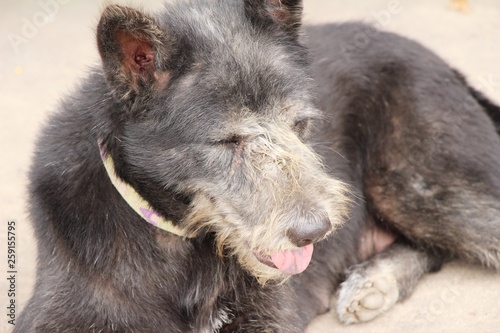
[216,135,242,147]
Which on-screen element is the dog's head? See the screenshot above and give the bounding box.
[96,0,351,283]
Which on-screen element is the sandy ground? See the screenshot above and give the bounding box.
[1,0,499,332]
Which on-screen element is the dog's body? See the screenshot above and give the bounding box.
[16,0,500,332]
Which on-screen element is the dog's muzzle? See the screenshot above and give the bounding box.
[254,217,331,275]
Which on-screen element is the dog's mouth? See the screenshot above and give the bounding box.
[254,244,314,275]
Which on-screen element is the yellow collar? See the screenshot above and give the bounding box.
[99,142,189,238]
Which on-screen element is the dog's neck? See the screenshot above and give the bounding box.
[98,141,190,238]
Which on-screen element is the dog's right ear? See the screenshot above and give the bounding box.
[97,5,173,101]
[244,0,303,38]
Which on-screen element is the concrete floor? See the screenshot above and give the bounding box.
[1,1,499,332]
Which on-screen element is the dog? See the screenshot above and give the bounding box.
[15,0,500,332]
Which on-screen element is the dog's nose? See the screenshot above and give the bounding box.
[287,217,331,247]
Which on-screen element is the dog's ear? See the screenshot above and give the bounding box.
[244,0,303,38]
[97,5,173,101]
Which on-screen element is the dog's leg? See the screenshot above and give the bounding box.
[362,69,500,273]
[336,242,440,324]
[336,82,500,324]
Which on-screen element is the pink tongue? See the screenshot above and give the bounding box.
[270,244,314,275]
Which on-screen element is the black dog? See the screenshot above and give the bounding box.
[16,0,500,332]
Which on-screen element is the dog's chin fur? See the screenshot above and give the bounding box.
[242,255,290,285]
[183,194,293,283]
[220,237,290,285]
[182,178,350,284]
[179,164,352,286]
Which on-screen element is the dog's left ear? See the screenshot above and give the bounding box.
[97,5,173,101]
[244,0,303,38]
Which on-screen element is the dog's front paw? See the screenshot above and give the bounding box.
[336,269,399,324]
